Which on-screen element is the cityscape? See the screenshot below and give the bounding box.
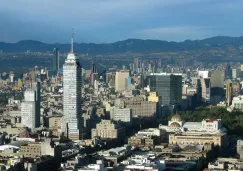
[1,1,243,171]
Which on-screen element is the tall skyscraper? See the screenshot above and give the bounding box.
[200,78,211,103]
[226,82,233,106]
[115,70,130,92]
[225,63,232,78]
[21,82,40,129]
[53,48,59,76]
[62,35,82,140]
[52,48,59,76]
[232,69,239,79]
[134,57,139,71]
[91,61,97,74]
[210,70,224,105]
[149,73,182,106]
[90,60,98,86]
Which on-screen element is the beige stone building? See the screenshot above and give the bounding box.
[125,99,157,118]
[169,132,227,147]
[148,92,159,103]
[20,142,41,158]
[115,70,130,92]
[91,120,125,140]
[49,116,62,129]
[19,140,55,158]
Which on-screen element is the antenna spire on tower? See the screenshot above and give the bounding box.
[71,28,74,53]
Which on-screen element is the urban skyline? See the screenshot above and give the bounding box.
[1,1,243,171]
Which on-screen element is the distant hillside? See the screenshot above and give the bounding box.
[1,36,243,54]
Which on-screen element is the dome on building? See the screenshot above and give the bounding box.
[170,122,181,127]
[171,114,182,122]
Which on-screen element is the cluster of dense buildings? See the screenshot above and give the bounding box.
[1,39,243,171]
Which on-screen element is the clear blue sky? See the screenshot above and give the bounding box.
[1,0,243,43]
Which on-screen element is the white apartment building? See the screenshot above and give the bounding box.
[21,90,37,129]
[198,70,209,78]
[110,107,132,123]
[232,95,243,110]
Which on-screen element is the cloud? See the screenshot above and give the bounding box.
[137,26,214,41]
[1,0,243,43]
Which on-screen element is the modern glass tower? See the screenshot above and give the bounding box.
[53,48,59,76]
[62,35,82,140]
[149,73,182,106]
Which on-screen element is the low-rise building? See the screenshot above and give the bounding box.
[128,135,160,147]
[137,128,162,137]
[205,158,243,171]
[19,140,56,158]
[98,145,131,165]
[232,95,243,110]
[237,140,243,159]
[159,114,227,134]
[20,142,41,158]
[169,132,227,147]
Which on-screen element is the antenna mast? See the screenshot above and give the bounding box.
[71,28,74,53]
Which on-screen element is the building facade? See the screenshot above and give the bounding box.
[169,133,226,147]
[21,82,40,130]
[148,73,182,106]
[148,92,159,103]
[125,100,157,118]
[232,95,243,110]
[91,120,125,140]
[200,78,211,103]
[115,70,130,92]
[226,82,233,106]
[237,140,243,159]
[110,107,132,123]
[49,116,62,129]
[20,142,42,158]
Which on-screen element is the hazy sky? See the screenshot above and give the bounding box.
[1,0,243,43]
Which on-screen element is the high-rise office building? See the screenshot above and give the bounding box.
[225,63,232,78]
[53,48,59,76]
[62,36,82,140]
[134,57,139,71]
[90,60,98,86]
[21,82,40,129]
[115,70,130,92]
[232,69,239,79]
[91,61,97,74]
[226,82,233,106]
[32,82,40,126]
[149,73,182,106]
[210,70,224,105]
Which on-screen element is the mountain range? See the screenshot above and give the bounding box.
[1,36,243,54]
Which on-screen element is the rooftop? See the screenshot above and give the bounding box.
[150,72,182,76]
